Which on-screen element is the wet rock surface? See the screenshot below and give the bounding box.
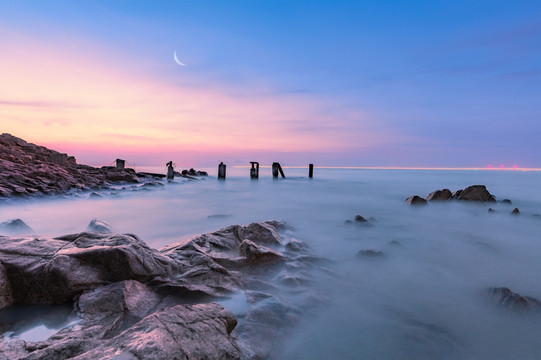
[0,221,325,359]
[0,133,164,199]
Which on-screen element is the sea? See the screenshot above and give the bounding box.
[1,167,540,359]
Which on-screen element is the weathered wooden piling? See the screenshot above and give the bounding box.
[250,162,260,179]
[272,162,285,178]
[116,159,126,170]
[166,161,174,180]
[309,164,314,178]
[218,162,226,179]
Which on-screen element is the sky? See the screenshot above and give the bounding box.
[0,0,540,168]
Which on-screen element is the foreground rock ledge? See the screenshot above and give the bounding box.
[0,221,322,359]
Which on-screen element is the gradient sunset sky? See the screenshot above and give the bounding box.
[1,1,539,168]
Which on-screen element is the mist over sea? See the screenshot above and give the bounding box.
[2,168,540,359]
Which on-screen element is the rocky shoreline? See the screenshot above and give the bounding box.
[0,133,208,200]
[0,220,326,359]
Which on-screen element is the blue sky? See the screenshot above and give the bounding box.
[0,1,539,167]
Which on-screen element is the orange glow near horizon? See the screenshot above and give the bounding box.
[0,32,399,163]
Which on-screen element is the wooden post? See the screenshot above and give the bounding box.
[166,161,174,179]
[272,162,285,178]
[309,164,314,178]
[116,159,125,170]
[218,162,226,179]
[272,162,279,178]
[250,162,259,179]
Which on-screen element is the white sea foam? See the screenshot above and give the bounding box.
[1,168,540,358]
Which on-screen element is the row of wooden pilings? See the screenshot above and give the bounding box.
[218,162,314,180]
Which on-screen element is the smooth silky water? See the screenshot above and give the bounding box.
[1,168,540,358]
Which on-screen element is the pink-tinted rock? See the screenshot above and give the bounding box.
[405,195,427,205]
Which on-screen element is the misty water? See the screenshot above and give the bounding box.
[1,168,540,359]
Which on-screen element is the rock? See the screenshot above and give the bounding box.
[425,189,452,201]
[354,215,368,223]
[487,287,541,310]
[0,219,33,235]
[488,208,495,213]
[499,199,512,205]
[85,219,112,234]
[0,133,150,199]
[0,232,173,305]
[511,208,520,215]
[405,195,427,205]
[239,239,284,265]
[356,249,385,258]
[453,185,495,202]
[0,221,322,359]
[75,303,240,360]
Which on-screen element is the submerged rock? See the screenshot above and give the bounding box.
[487,287,541,310]
[511,208,520,215]
[405,195,427,205]
[0,219,33,235]
[356,249,385,258]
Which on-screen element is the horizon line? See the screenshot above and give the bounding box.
[231,165,541,171]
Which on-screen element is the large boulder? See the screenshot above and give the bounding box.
[453,185,495,202]
[425,189,452,201]
[405,195,427,205]
[0,232,174,305]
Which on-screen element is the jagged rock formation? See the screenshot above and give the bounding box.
[0,221,325,359]
[0,133,162,199]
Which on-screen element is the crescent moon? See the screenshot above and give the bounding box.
[173,51,186,66]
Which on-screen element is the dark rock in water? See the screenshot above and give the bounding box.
[0,219,33,235]
[344,220,353,225]
[499,199,512,205]
[487,287,541,310]
[389,240,402,246]
[356,249,385,258]
[86,219,112,234]
[207,214,233,219]
[511,208,520,215]
[405,195,427,205]
[425,188,452,201]
[488,208,495,213]
[453,185,495,202]
[354,215,368,223]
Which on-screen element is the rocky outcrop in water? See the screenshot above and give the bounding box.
[0,133,163,199]
[453,185,495,202]
[0,221,325,359]
[405,195,427,205]
[425,188,452,201]
[0,219,33,235]
[407,185,499,205]
[487,287,541,310]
